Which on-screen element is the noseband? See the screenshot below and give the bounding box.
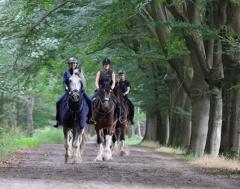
[94,89,114,115]
[69,89,80,102]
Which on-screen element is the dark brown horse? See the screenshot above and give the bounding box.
[92,86,117,161]
[112,85,129,156]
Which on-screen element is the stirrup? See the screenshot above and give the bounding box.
[88,118,96,125]
[118,117,125,123]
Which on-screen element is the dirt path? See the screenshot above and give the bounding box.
[0,142,239,189]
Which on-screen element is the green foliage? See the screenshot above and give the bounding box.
[0,128,23,158]
[15,137,39,148]
[33,127,64,144]
[165,31,189,59]
[0,127,63,159]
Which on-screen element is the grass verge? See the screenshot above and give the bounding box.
[126,135,143,145]
[0,127,63,159]
[140,140,240,174]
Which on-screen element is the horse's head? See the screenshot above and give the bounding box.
[98,86,112,108]
[68,69,82,102]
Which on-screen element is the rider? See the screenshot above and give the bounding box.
[53,57,92,128]
[93,57,123,122]
[116,70,135,124]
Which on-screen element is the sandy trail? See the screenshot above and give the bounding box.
[0,142,239,189]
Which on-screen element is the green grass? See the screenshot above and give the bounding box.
[33,127,64,144]
[140,140,195,160]
[126,135,143,145]
[0,127,64,159]
[15,137,39,148]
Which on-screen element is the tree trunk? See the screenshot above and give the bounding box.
[220,2,240,156]
[157,113,169,145]
[143,111,158,141]
[27,96,34,136]
[168,72,179,147]
[168,72,187,147]
[137,120,142,138]
[179,97,192,148]
[11,101,18,129]
[205,39,223,156]
[16,99,21,127]
[0,92,4,125]
[205,91,222,156]
[230,85,240,155]
[131,124,135,137]
[189,70,210,157]
[136,107,142,138]
[221,58,235,153]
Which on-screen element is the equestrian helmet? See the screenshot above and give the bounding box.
[102,57,111,65]
[67,57,78,64]
[118,70,125,75]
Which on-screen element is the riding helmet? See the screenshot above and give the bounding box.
[118,70,125,75]
[102,57,111,65]
[67,57,78,64]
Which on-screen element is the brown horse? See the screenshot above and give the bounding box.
[92,86,117,161]
[112,85,129,156]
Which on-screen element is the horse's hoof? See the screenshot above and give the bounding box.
[65,158,73,164]
[102,156,112,161]
[102,152,112,161]
[73,158,82,164]
[94,155,103,162]
[120,150,129,156]
[120,150,126,156]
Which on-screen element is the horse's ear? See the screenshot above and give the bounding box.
[73,69,80,77]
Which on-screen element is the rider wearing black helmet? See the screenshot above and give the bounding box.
[116,70,135,124]
[93,57,123,122]
[95,57,115,90]
[53,57,92,128]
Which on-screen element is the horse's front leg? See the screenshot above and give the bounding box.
[102,128,113,161]
[112,132,118,155]
[95,127,104,161]
[119,124,129,156]
[72,127,84,164]
[64,127,73,163]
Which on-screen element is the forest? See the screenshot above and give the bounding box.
[0,0,240,159]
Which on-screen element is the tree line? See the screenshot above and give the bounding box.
[0,0,239,157]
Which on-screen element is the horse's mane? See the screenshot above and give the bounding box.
[72,69,86,90]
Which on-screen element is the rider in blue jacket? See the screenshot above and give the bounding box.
[53,57,92,128]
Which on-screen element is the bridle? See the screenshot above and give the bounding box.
[93,88,115,115]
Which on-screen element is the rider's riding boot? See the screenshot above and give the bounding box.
[130,119,135,125]
[53,121,59,128]
[53,120,63,128]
